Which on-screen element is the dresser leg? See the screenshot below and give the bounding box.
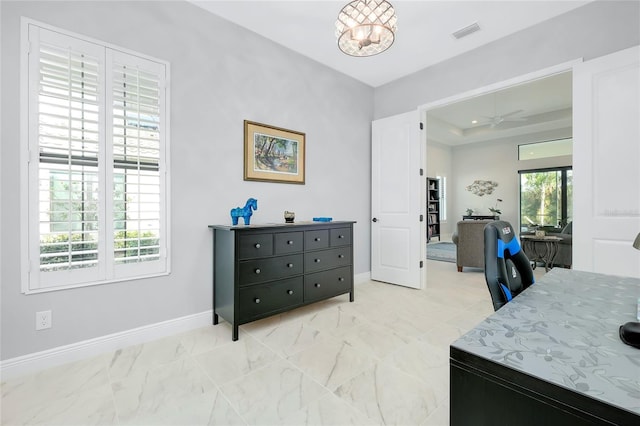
[213,312,219,325]
[232,325,239,341]
[349,291,354,302]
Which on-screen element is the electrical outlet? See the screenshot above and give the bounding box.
[36,310,52,330]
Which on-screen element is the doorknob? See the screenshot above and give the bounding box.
[372,218,378,223]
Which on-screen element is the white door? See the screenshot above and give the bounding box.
[371,111,425,288]
[573,45,640,278]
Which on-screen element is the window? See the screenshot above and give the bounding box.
[518,138,572,161]
[22,20,170,292]
[519,167,572,233]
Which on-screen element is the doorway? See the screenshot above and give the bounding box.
[421,62,576,242]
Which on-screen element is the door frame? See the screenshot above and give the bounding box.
[418,59,582,240]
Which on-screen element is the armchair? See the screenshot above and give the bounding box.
[452,220,493,272]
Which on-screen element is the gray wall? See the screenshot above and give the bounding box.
[0,1,373,359]
[374,0,640,120]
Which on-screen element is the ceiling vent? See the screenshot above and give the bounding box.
[452,22,481,40]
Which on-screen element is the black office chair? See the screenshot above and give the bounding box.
[484,221,535,311]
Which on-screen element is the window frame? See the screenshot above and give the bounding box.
[518,166,572,232]
[20,18,171,294]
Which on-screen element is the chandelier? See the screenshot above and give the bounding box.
[335,0,398,57]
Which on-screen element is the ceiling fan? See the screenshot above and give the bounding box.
[480,109,527,128]
[476,94,527,128]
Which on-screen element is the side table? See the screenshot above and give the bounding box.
[520,235,563,272]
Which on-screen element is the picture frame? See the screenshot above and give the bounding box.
[244,120,306,184]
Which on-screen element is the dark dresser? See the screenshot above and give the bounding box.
[209,221,355,340]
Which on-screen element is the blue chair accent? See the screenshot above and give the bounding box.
[484,221,535,311]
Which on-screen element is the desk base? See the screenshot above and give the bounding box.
[450,346,637,425]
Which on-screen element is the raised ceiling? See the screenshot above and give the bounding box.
[191,0,592,88]
[426,71,573,146]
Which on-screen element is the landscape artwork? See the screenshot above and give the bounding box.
[253,132,298,175]
[244,120,305,184]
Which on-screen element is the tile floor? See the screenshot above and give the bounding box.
[1,259,516,425]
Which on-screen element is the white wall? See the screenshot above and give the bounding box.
[451,128,573,230]
[0,1,373,360]
[374,0,640,120]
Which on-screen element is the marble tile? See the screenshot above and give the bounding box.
[338,321,415,361]
[303,305,365,336]
[369,309,436,339]
[2,383,116,425]
[287,336,377,391]
[106,334,188,382]
[177,322,236,356]
[383,338,449,403]
[111,356,216,424]
[334,362,440,425]
[125,388,244,426]
[193,333,280,385]
[219,359,329,424]
[1,354,110,417]
[252,320,334,358]
[422,398,450,426]
[281,392,381,426]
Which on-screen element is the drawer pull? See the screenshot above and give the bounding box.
[255,243,261,249]
[254,298,261,304]
[287,290,294,295]
[338,277,345,282]
[314,283,321,288]
[314,258,321,263]
[254,268,261,274]
[338,254,344,259]
[287,240,294,245]
[287,263,294,268]
[339,235,344,239]
[314,237,321,242]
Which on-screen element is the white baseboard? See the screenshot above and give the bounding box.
[0,310,213,381]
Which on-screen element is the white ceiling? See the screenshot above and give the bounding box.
[191,0,591,88]
[190,0,582,146]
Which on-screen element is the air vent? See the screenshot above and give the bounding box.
[452,22,481,39]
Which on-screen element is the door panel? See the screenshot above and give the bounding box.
[371,111,424,288]
[573,45,640,277]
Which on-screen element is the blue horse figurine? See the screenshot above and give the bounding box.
[230,198,258,225]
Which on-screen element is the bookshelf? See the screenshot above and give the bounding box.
[427,177,440,242]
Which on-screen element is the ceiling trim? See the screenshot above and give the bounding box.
[418,58,583,114]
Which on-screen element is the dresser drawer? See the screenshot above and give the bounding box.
[330,227,351,246]
[239,277,303,322]
[274,232,303,254]
[239,254,303,285]
[304,266,352,303]
[304,247,352,273]
[305,230,329,250]
[238,233,273,259]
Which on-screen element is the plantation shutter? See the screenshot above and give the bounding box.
[25,22,169,292]
[109,50,167,278]
[30,27,106,288]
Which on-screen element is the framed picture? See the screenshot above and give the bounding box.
[244,120,305,184]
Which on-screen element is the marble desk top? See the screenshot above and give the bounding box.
[452,268,640,416]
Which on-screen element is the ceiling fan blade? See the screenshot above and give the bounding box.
[500,109,524,118]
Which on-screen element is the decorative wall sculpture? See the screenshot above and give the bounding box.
[466,180,498,196]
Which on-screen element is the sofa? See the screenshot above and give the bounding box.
[452,219,493,272]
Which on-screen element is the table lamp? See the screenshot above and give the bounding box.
[619,232,640,349]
